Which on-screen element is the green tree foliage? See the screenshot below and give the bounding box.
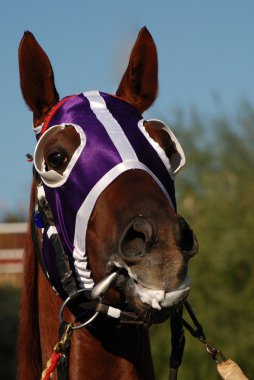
[150,101,254,379]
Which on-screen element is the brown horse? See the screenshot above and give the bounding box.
[17,27,197,380]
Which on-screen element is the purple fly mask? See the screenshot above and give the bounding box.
[33,91,185,297]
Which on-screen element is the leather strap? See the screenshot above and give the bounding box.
[96,303,146,325]
[37,195,78,298]
[169,307,185,380]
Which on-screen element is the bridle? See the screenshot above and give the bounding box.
[33,178,162,323]
[32,180,149,322]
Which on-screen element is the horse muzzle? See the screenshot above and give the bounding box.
[103,215,197,321]
[133,276,191,310]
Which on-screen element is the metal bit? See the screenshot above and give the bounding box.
[91,270,121,299]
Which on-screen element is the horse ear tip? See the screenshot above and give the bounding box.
[22,31,35,41]
[139,26,152,37]
[19,31,37,51]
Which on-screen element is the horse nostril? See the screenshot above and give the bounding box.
[120,218,155,260]
[173,218,198,258]
[132,219,154,243]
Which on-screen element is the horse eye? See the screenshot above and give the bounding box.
[47,151,68,169]
[165,141,176,159]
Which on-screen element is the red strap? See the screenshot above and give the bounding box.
[40,95,75,136]
[41,352,62,380]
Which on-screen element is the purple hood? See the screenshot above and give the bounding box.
[33,91,185,297]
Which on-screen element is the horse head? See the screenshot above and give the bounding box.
[19,27,197,326]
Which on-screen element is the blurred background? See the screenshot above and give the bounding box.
[0,1,253,379]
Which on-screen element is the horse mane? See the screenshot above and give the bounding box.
[17,179,42,380]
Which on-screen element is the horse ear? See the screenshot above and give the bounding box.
[116,27,158,113]
[18,31,59,123]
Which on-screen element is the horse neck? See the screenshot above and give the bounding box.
[68,323,155,380]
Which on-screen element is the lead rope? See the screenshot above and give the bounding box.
[180,301,249,380]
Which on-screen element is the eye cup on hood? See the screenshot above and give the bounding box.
[34,124,86,188]
[138,119,185,176]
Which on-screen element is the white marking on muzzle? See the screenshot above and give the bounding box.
[134,276,190,310]
[111,261,190,310]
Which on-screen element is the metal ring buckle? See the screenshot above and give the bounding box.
[204,340,226,364]
[59,288,100,330]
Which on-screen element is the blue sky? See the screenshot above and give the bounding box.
[1,1,254,219]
